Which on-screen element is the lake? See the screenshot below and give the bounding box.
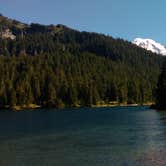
[0,106,166,166]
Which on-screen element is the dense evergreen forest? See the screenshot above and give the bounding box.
[0,14,165,109]
[155,62,166,109]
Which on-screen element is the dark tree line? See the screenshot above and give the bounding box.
[155,62,166,109]
[0,51,163,108]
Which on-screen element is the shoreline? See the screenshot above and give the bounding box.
[4,104,41,111]
[91,103,153,108]
[0,102,154,111]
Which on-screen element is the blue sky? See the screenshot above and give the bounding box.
[1,0,166,44]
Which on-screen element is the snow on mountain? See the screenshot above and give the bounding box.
[133,38,166,56]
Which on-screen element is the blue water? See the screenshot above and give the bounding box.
[0,106,166,166]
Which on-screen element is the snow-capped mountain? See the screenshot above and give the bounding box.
[133,38,166,56]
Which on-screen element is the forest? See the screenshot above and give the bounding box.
[0,14,165,109]
[155,62,166,109]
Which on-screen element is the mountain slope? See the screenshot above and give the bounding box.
[0,14,165,109]
[133,38,166,56]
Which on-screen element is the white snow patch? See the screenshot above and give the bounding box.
[133,38,166,56]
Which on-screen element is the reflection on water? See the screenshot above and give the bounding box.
[0,106,166,166]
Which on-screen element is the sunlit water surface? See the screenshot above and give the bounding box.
[0,106,166,166]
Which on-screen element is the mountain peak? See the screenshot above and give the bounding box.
[133,38,166,56]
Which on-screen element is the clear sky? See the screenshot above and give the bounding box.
[1,0,166,44]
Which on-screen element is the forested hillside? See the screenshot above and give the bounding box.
[155,62,166,109]
[0,14,165,109]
